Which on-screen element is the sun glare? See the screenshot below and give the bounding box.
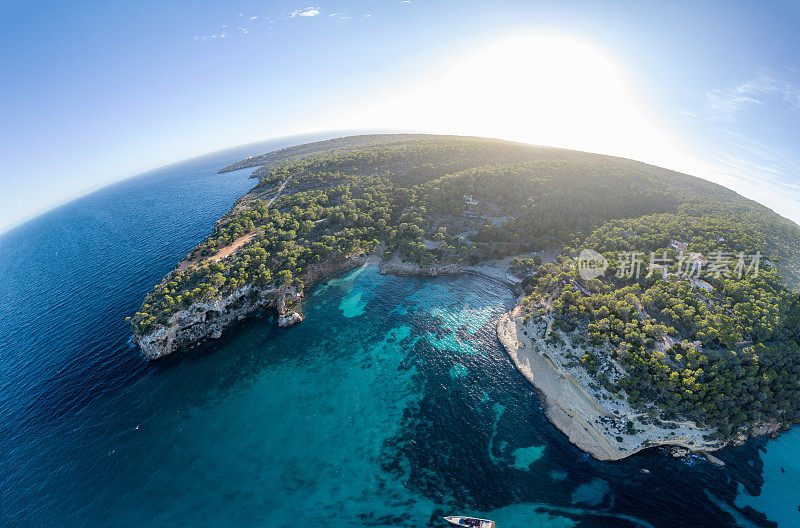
[357,36,710,177]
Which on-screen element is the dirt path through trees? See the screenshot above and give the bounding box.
[177,175,292,272]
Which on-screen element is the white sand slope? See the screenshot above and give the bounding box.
[497,306,723,461]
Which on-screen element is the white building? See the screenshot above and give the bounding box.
[689,278,714,292]
[670,240,689,252]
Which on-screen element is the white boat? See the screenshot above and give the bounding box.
[444,515,496,528]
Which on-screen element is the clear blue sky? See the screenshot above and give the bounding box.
[2,0,800,232]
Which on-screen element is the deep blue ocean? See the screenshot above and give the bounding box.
[1,135,798,528]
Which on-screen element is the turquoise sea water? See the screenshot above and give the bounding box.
[1,140,799,527]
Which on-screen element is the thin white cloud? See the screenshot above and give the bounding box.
[694,74,800,223]
[193,31,228,42]
[192,11,279,42]
[702,130,800,224]
[706,74,800,121]
[290,7,320,17]
[706,77,770,122]
[783,87,800,110]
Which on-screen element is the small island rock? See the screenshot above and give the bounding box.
[278,311,304,328]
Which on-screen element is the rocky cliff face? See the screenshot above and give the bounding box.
[135,284,283,359]
[135,253,368,360]
[732,419,786,446]
[497,307,792,461]
[378,258,462,277]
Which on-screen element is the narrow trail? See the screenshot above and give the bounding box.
[266,175,292,207]
[178,175,292,272]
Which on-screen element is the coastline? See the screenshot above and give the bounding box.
[379,257,463,278]
[136,244,790,463]
[496,306,725,461]
[134,252,369,359]
[379,253,546,288]
[138,248,546,360]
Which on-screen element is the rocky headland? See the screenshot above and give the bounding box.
[135,253,368,359]
[497,305,786,462]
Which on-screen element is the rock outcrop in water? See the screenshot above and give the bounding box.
[277,311,304,328]
[134,254,367,359]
